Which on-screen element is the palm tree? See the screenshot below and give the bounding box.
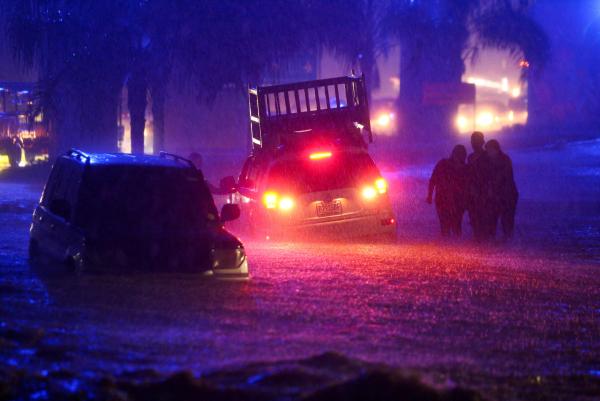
[122,0,180,154]
[385,0,548,138]
[172,1,308,100]
[308,0,391,104]
[386,0,473,138]
[2,0,130,155]
[145,0,180,153]
[471,1,550,128]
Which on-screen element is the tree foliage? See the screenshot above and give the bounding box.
[1,0,553,149]
[383,0,549,137]
[308,0,391,99]
[471,1,549,76]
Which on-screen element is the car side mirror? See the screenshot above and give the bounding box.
[49,198,71,221]
[219,176,237,194]
[220,203,240,222]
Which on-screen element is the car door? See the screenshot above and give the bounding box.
[238,157,256,201]
[33,158,66,260]
[38,158,84,262]
[239,157,273,231]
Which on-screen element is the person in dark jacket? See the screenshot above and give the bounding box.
[485,139,518,240]
[188,152,225,195]
[427,145,468,237]
[466,131,493,242]
[8,136,23,168]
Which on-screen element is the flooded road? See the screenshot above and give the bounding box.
[1,140,599,400]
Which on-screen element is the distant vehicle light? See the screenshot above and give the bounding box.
[476,111,494,127]
[455,115,469,131]
[263,191,278,209]
[278,196,295,211]
[362,186,377,200]
[375,178,387,194]
[375,113,392,127]
[309,151,332,160]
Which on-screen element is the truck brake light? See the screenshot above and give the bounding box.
[278,196,295,211]
[263,191,278,209]
[363,178,387,200]
[309,151,332,160]
[375,178,387,194]
[362,186,377,200]
[263,191,295,211]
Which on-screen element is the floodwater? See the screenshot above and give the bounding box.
[1,139,599,400]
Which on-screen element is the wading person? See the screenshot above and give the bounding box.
[467,131,493,242]
[427,145,468,237]
[188,151,223,195]
[486,140,518,240]
[188,152,204,170]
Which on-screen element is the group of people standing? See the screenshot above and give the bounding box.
[427,131,518,242]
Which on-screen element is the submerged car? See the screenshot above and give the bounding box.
[29,149,248,279]
[226,74,396,240]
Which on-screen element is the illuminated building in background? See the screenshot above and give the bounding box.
[0,82,49,168]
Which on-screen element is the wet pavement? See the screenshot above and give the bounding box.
[1,140,600,400]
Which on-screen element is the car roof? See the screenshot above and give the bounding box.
[65,151,194,170]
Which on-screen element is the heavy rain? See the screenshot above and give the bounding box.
[0,1,599,401]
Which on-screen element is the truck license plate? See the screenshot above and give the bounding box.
[316,200,342,217]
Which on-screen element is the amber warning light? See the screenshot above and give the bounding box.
[309,151,332,160]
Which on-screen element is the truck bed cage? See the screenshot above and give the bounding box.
[248,74,372,151]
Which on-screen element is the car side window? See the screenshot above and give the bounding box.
[41,160,65,207]
[64,163,84,215]
[239,158,258,190]
[42,159,83,221]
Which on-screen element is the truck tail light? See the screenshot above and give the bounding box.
[362,178,387,200]
[263,191,295,211]
[375,178,387,194]
[278,196,295,211]
[263,191,278,209]
[361,186,377,200]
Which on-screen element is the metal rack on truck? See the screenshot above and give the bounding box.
[248,74,372,153]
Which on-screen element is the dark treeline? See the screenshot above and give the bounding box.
[1,0,549,155]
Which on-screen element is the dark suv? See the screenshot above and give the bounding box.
[29,149,248,278]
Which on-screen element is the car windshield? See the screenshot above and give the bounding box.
[77,165,218,236]
[267,151,380,194]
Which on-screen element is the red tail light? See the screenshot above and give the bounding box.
[362,178,388,200]
[361,186,377,200]
[278,196,295,211]
[263,191,278,209]
[375,178,387,194]
[263,191,295,211]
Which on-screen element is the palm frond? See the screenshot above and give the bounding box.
[472,4,549,73]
